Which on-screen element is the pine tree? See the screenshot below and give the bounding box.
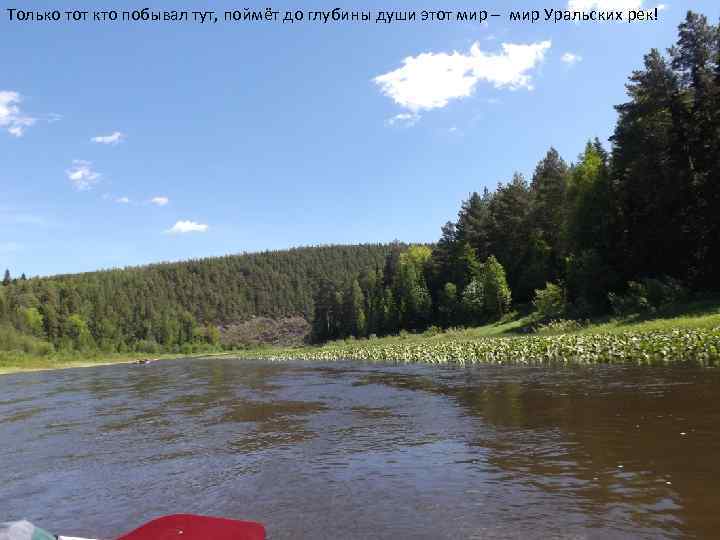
[669,12,719,286]
[486,174,533,299]
[382,287,400,335]
[530,147,568,277]
[342,279,366,337]
[610,48,689,282]
[2,270,10,286]
[456,189,492,260]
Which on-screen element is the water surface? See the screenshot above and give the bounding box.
[1,358,719,539]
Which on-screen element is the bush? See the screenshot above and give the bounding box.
[532,282,567,320]
[422,325,443,337]
[565,249,618,315]
[438,283,459,326]
[643,276,688,307]
[0,325,54,356]
[533,319,586,334]
[481,256,512,320]
[134,339,161,354]
[461,279,484,325]
[609,276,689,315]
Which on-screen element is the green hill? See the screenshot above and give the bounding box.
[0,244,394,355]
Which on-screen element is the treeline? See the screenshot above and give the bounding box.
[0,244,392,354]
[312,12,720,342]
[311,245,511,341]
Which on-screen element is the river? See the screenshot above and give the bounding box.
[1,358,719,539]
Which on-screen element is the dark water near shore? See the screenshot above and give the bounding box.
[1,358,720,539]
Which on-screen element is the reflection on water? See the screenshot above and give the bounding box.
[1,358,719,539]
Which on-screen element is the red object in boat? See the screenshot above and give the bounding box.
[115,514,266,540]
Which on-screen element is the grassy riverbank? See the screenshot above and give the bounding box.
[237,299,720,367]
[4,300,719,374]
[0,350,234,376]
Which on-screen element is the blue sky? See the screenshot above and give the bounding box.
[2,0,718,277]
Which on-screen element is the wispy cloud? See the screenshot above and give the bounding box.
[0,91,36,137]
[374,41,551,113]
[385,113,420,127]
[567,0,643,11]
[166,220,208,234]
[116,196,130,204]
[150,196,169,206]
[66,160,101,191]
[91,131,125,145]
[561,52,583,65]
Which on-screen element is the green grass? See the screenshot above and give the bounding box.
[0,350,234,375]
[236,298,720,367]
[572,298,720,335]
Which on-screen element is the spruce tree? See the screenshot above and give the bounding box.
[530,147,568,277]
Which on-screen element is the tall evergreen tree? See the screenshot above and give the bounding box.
[610,48,689,282]
[342,279,366,338]
[456,189,492,260]
[530,147,568,277]
[485,174,533,300]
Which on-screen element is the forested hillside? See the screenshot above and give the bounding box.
[0,244,393,353]
[311,11,720,342]
[2,11,718,356]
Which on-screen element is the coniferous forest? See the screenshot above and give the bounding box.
[1,11,719,356]
[0,245,393,354]
[312,11,719,342]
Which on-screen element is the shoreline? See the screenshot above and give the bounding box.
[233,327,720,367]
[0,351,236,376]
[4,301,720,375]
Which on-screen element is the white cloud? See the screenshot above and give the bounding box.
[166,220,208,234]
[567,0,643,11]
[0,91,36,137]
[116,196,130,204]
[385,113,420,127]
[150,196,169,206]
[656,4,668,11]
[561,52,583,65]
[374,41,551,112]
[66,160,101,191]
[91,131,125,145]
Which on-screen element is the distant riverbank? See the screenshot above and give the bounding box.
[0,351,235,376]
[4,300,720,374]
[237,299,720,367]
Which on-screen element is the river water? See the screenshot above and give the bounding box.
[1,358,719,539]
